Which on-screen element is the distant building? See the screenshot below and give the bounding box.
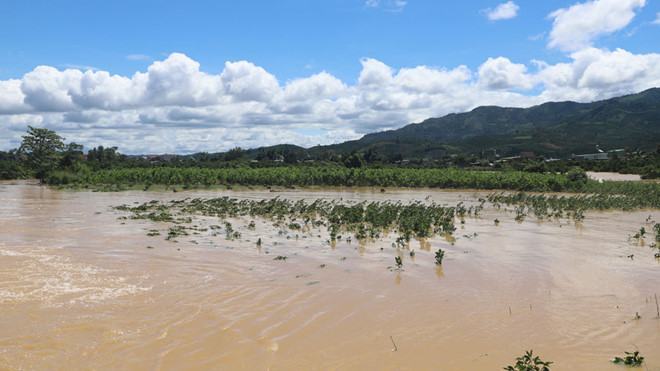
[572,148,624,161]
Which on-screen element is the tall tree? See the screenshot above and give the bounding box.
[19,126,65,183]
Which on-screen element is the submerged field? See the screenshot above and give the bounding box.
[1,181,659,369]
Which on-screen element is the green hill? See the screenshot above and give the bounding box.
[301,87,660,160]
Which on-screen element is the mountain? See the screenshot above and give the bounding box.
[243,88,660,161]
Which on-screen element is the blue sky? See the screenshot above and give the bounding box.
[1,0,659,153]
[3,0,657,82]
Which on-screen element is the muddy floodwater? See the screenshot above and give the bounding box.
[1,182,659,370]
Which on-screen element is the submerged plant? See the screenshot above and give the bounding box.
[504,350,552,371]
[612,351,644,367]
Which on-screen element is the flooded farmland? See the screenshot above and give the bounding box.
[1,182,659,370]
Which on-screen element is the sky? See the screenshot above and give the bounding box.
[1,0,660,154]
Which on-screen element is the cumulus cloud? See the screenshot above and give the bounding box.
[0,80,30,114]
[548,0,646,51]
[478,57,533,90]
[537,47,660,101]
[485,1,520,21]
[221,60,280,103]
[1,40,660,153]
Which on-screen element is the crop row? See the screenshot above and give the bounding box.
[50,166,597,192]
[116,196,466,243]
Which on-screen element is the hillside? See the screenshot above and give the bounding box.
[302,88,660,159]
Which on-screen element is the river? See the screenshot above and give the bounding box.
[1,182,658,370]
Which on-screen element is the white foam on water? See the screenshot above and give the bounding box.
[0,244,151,307]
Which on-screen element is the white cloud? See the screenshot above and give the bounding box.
[485,1,520,21]
[21,66,83,111]
[478,57,534,90]
[358,58,394,87]
[537,47,660,101]
[1,46,659,154]
[145,53,223,106]
[548,0,646,51]
[653,12,660,25]
[0,80,30,114]
[221,60,280,103]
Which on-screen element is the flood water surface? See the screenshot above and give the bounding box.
[0,183,659,370]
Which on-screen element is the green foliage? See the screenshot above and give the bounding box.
[566,167,587,183]
[487,184,660,221]
[48,166,590,192]
[224,147,245,161]
[343,153,365,168]
[504,350,552,371]
[59,142,84,169]
[434,249,445,265]
[612,351,644,367]
[394,256,403,268]
[0,150,26,180]
[86,146,124,169]
[115,197,457,244]
[19,126,65,182]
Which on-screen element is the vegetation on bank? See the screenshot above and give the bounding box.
[2,127,658,185]
[47,166,595,192]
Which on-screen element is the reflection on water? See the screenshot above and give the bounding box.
[0,182,659,370]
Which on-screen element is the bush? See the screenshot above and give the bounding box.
[566,167,587,183]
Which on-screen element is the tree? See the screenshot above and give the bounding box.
[0,150,25,180]
[19,126,65,183]
[87,146,122,169]
[60,142,84,168]
[224,147,244,161]
[343,153,365,168]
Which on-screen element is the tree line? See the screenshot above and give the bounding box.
[1,126,658,182]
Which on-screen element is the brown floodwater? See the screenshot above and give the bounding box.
[1,182,659,370]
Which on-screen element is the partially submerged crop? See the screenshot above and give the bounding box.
[435,249,445,265]
[612,351,644,367]
[115,197,458,246]
[504,350,552,371]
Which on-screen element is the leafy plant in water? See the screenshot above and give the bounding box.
[504,350,552,371]
[435,248,445,265]
[612,351,644,367]
[394,256,402,269]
